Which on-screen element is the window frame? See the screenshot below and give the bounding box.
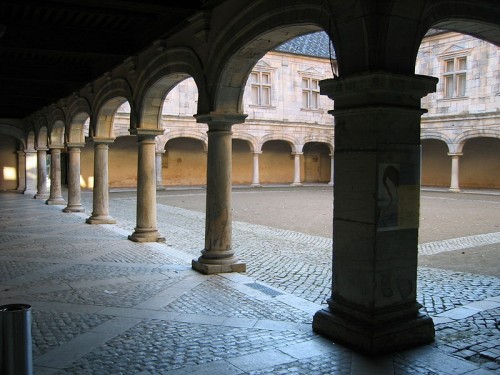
[249,70,273,107]
[301,76,321,110]
[441,54,468,99]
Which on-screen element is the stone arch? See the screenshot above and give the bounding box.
[67,97,91,143]
[420,1,500,48]
[421,132,454,153]
[35,117,49,149]
[303,134,334,153]
[162,130,208,151]
[232,132,259,153]
[453,128,500,150]
[260,134,301,153]
[26,130,36,151]
[48,108,66,147]
[421,138,451,187]
[135,47,207,128]
[49,121,65,148]
[460,136,500,188]
[205,0,335,114]
[163,136,207,186]
[303,141,333,183]
[0,122,26,149]
[92,79,133,138]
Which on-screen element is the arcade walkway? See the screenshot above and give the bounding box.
[0,190,498,374]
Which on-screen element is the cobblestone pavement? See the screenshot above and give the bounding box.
[0,188,498,374]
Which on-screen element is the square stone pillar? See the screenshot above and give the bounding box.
[192,113,247,274]
[312,72,438,354]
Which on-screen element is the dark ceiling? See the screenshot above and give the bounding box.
[0,0,207,119]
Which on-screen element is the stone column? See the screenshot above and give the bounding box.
[129,130,165,242]
[16,151,26,193]
[291,152,302,186]
[448,153,462,192]
[24,149,38,195]
[46,147,66,205]
[250,151,261,187]
[35,148,49,199]
[312,72,438,354]
[328,153,334,186]
[86,139,116,224]
[63,144,85,212]
[192,113,247,274]
[155,150,165,190]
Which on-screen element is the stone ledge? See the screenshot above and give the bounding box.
[192,259,246,275]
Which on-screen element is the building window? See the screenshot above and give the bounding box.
[250,71,271,106]
[302,77,320,109]
[443,57,467,98]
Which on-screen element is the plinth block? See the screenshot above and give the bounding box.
[86,216,116,225]
[192,259,246,274]
[128,229,165,243]
[46,198,66,206]
[62,205,85,213]
[312,308,435,355]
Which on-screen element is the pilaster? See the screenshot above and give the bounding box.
[192,113,247,274]
[16,150,26,193]
[312,72,438,354]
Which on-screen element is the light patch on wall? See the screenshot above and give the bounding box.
[3,167,16,181]
[80,175,87,188]
[87,176,94,189]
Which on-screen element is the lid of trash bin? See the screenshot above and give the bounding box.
[0,303,31,312]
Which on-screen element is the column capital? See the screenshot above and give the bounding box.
[195,112,247,130]
[320,72,438,109]
[447,152,463,157]
[91,137,115,145]
[36,147,49,152]
[66,143,85,149]
[130,128,164,139]
[48,144,64,150]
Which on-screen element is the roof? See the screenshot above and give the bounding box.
[274,32,335,59]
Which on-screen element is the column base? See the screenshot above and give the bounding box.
[250,183,262,188]
[128,228,165,243]
[312,308,435,355]
[24,190,37,196]
[448,187,461,193]
[63,205,85,213]
[86,215,116,224]
[290,182,302,187]
[192,258,246,274]
[34,193,49,200]
[46,198,66,205]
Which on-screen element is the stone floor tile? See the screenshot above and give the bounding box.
[350,353,394,375]
[277,337,339,359]
[158,360,243,375]
[226,348,296,372]
[402,345,482,374]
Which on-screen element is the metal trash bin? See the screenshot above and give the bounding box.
[0,303,33,375]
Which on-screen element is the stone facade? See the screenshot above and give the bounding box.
[78,30,498,190]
